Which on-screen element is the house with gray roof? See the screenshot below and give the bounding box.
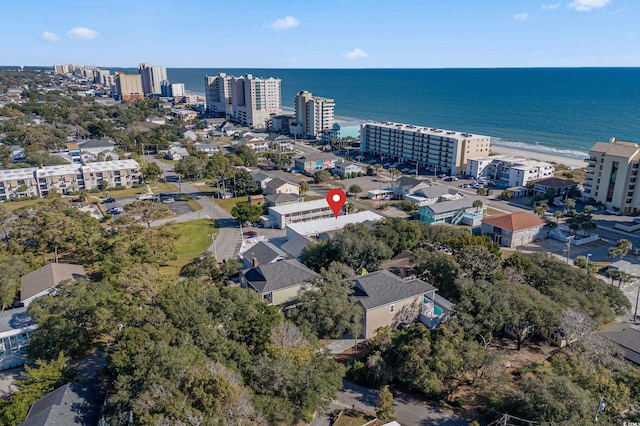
[166,147,189,161]
[404,185,463,207]
[250,171,274,190]
[19,382,100,426]
[20,263,86,307]
[599,322,640,366]
[390,176,432,198]
[78,139,116,155]
[238,241,289,269]
[419,195,487,225]
[265,193,303,207]
[264,177,299,196]
[349,270,438,338]
[241,259,318,306]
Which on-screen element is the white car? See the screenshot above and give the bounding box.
[137,194,154,201]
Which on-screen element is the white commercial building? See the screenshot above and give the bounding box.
[466,155,555,187]
[264,199,333,229]
[285,210,384,238]
[231,74,282,129]
[295,91,335,138]
[138,63,168,95]
[360,122,491,175]
[161,81,185,97]
[204,73,234,116]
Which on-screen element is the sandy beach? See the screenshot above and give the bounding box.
[490,145,587,170]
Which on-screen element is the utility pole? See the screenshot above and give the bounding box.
[634,283,639,323]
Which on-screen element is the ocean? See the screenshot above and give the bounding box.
[158,67,640,160]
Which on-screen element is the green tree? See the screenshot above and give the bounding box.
[396,200,418,215]
[534,203,549,217]
[0,256,29,310]
[455,245,501,280]
[299,180,310,195]
[476,187,488,196]
[348,184,363,199]
[175,155,207,179]
[234,144,258,167]
[544,188,557,203]
[314,170,332,184]
[499,189,513,200]
[413,250,461,300]
[231,201,263,225]
[224,169,259,196]
[285,264,363,339]
[612,239,632,261]
[332,224,393,272]
[141,161,163,182]
[375,385,396,422]
[553,210,564,223]
[472,199,484,212]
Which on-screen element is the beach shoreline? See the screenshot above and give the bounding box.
[489,145,587,170]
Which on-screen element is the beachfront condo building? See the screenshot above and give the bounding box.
[466,155,555,187]
[114,73,144,101]
[138,63,168,95]
[584,138,640,214]
[294,90,335,138]
[0,160,140,201]
[161,81,185,97]
[231,74,282,129]
[360,122,491,175]
[204,73,234,116]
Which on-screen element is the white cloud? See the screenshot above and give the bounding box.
[567,0,611,12]
[345,48,368,60]
[41,31,58,42]
[66,27,99,39]
[542,3,561,10]
[269,16,299,30]
[514,13,529,22]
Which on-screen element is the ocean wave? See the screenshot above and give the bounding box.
[491,138,588,160]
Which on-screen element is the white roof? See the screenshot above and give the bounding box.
[36,164,82,177]
[364,121,489,140]
[81,159,139,173]
[270,198,330,215]
[0,167,38,181]
[286,210,384,236]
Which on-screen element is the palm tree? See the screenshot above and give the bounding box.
[389,168,400,182]
[615,239,632,259]
[534,203,549,217]
[581,220,597,237]
[568,221,581,235]
[546,221,558,237]
[472,199,484,212]
[373,163,382,176]
[553,210,564,223]
[564,198,576,212]
[477,187,488,196]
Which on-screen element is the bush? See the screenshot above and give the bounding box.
[88,188,101,193]
[452,397,465,407]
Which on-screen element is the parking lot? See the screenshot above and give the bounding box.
[101,195,195,218]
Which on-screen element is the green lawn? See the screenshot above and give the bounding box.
[2,198,48,212]
[151,182,179,193]
[161,219,214,276]
[212,196,247,214]
[187,199,203,211]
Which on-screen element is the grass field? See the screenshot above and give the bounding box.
[160,219,214,276]
[2,198,48,212]
[187,199,203,211]
[213,196,246,213]
[151,182,179,193]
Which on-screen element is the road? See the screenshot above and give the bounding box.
[144,155,242,261]
[312,381,469,426]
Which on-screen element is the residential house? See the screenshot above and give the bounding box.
[238,241,288,269]
[265,199,334,229]
[481,211,547,248]
[265,134,294,151]
[18,382,100,425]
[378,250,415,278]
[233,136,270,153]
[280,233,314,259]
[241,259,318,305]
[466,155,555,187]
[599,322,640,366]
[65,143,81,162]
[349,270,437,339]
[166,147,189,161]
[0,307,37,371]
[390,176,432,199]
[20,263,87,307]
[9,145,25,162]
[179,129,197,141]
[531,177,579,197]
[78,139,116,155]
[194,143,219,156]
[264,178,300,196]
[173,109,198,122]
[404,185,463,207]
[250,171,274,190]
[419,195,487,225]
[294,153,340,174]
[335,160,364,176]
[265,193,304,207]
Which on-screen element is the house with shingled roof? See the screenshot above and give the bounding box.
[20,263,86,307]
[241,259,318,306]
[349,270,439,338]
[481,211,547,248]
[238,241,289,269]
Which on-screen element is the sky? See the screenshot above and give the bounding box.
[1,0,638,68]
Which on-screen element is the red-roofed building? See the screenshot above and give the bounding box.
[481,212,547,248]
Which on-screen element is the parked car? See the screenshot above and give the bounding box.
[605,209,621,215]
[107,207,123,215]
[161,197,174,204]
[137,194,154,201]
[102,197,116,204]
[243,231,258,237]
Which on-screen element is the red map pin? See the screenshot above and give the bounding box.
[326,188,346,218]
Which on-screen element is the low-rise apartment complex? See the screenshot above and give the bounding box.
[360,122,491,175]
[584,138,640,214]
[466,155,555,187]
[0,160,140,201]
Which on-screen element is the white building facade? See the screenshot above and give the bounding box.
[231,74,282,129]
[360,122,491,175]
[466,155,555,187]
[204,73,234,116]
[295,91,335,138]
[138,63,168,95]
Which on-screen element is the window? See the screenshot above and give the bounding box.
[389,304,395,313]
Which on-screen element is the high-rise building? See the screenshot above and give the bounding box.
[114,72,144,101]
[360,122,491,175]
[161,81,185,97]
[138,63,168,95]
[230,74,281,129]
[295,91,335,138]
[204,73,234,116]
[584,138,640,214]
